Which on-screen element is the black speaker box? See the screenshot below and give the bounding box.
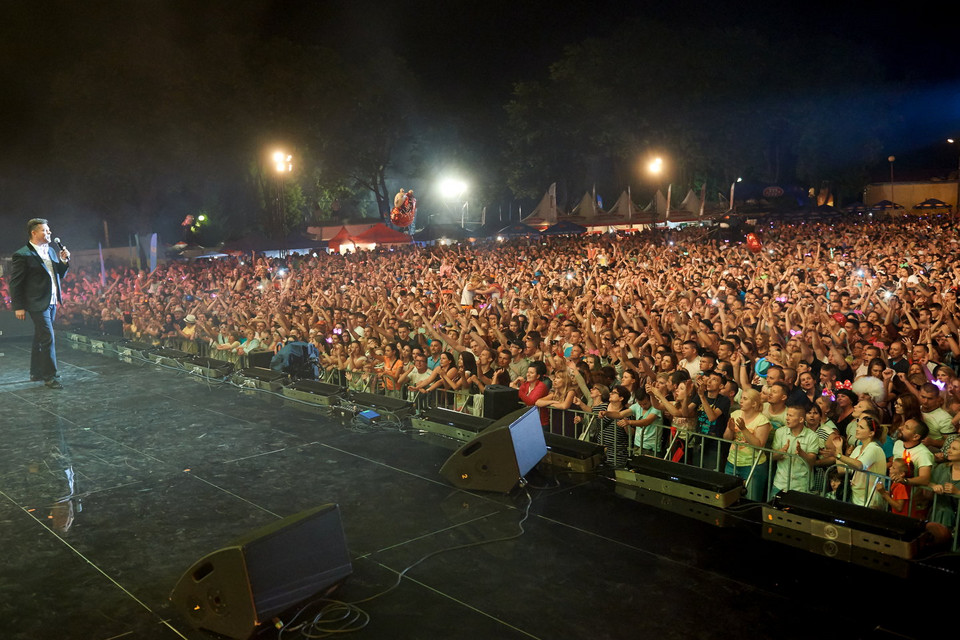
[770,491,927,541]
[627,454,743,494]
[439,407,547,493]
[482,384,520,420]
[182,356,236,377]
[283,380,345,406]
[540,433,605,472]
[246,350,275,369]
[346,390,414,417]
[0,310,35,339]
[418,407,494,432]
[170,504,352,640]
[101,318,123,336]
[412,408,494,443]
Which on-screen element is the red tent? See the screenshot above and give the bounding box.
[350,223,412,244]
[327,226,353,252]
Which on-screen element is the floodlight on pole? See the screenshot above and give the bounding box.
[439,178,467,199]
[270,149,294,250]
[439,178,469,227]
[949,139,960,217]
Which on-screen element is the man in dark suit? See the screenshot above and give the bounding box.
[9,218,71,389]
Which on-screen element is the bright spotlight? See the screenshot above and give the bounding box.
[439,178,467,199]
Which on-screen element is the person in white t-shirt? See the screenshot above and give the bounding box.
[890,418,934,513]
[771,405,820,495]
[832,415,887,508]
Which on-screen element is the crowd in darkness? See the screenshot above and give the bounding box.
[3,218,959,540]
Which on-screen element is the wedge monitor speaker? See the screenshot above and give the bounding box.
[170,504,352,640]
[439,407,547,493]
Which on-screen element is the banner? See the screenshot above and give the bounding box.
[149,233,158,272]
[98,243,106,286]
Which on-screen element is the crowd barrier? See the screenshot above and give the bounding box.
[61,335,960,553]
[120,335,274,370]
[312,372,960,551]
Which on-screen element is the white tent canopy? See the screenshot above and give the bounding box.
[679,189,702,215]
[571,191,603,219]
[605,190,640,220]
[521,182,560,225]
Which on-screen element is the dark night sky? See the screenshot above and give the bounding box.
[1,0,958,245]
[265,1,959,100]
[2,1,957,156]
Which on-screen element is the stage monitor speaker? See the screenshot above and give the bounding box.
[0,311,35,339]
[283,379,345,406]
[183,356,236,378]
[540,433,605,473]
[411,408,493,443]
[345,391,414,418]
[439,407,547,493]
[101,318,123,336]
[233,367,288,391]
[246,350,275,369]
[616,455,743,508]
[482,384,520,420]
[170,504,352,640]
[765,491,927,559]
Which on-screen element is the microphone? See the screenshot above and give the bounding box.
[53,237,67,252]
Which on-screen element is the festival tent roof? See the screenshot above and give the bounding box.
[521,182,560,226]
[914,198,951,210]
[306,223,377,241]
[326,226,354,252]
[678,189,703,216]
[869,199,905,211]
[604,190,642,221]
[495,222,542,237]
[571,191,603,219]
[645,190,670,217]
[351,223,413,244]
[542,220,588,235]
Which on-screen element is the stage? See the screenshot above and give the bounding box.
[0,334,955,640]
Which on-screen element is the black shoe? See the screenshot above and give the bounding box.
[45,379,64,389]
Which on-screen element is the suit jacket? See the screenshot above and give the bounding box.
[9,243,69,312]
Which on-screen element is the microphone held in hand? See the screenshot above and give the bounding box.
[53,237,67,252]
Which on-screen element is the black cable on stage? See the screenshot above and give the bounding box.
[277,489,535,638]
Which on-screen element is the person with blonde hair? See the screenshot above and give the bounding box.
[723,388,772,501]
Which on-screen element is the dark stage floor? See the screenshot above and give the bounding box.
[1,335,957,640]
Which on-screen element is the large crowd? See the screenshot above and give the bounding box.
[3,217,959,542]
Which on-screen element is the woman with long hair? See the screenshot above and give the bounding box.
[890,393,924,441]
[831,415,887,508]
[596,385,631,467]
[537,367,579,437]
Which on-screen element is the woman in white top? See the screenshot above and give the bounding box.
[832,415,887,508]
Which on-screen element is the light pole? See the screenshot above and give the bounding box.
[948,139,960,217]
[887,155,896,206]
[729,177,742,213]
[273,150,293,248]
[647,156,669,233]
